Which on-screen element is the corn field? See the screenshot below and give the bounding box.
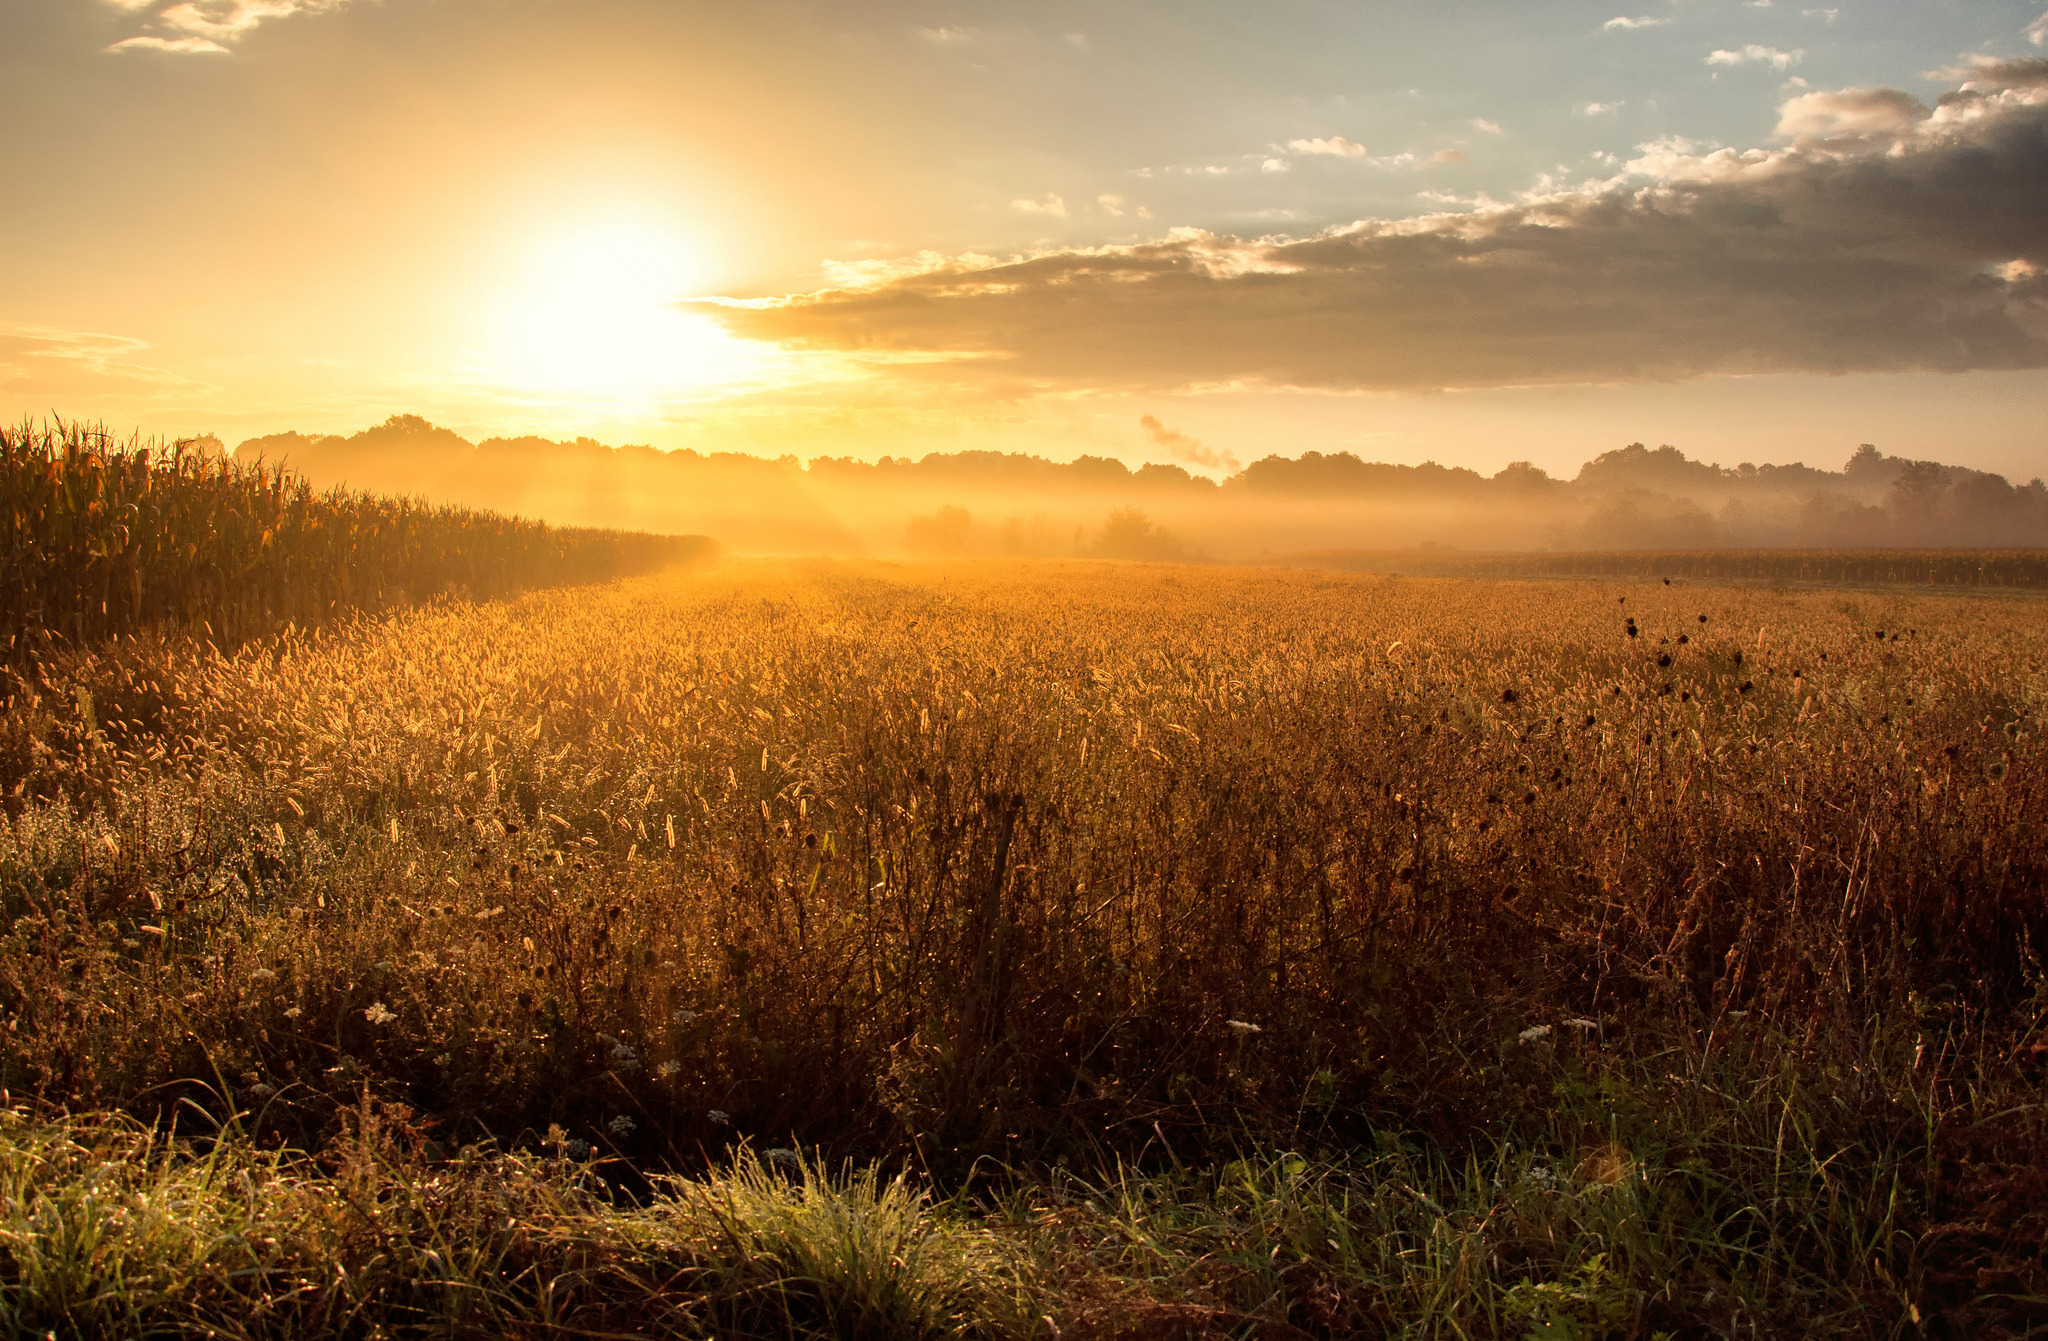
[0,421,713,658]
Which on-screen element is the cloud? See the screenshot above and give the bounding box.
[0,323,211,396]
[2029,10,2047,46]
[1139,414,1239,473]
[698,67,2048,396]
[1432,148,1465,163]
[1775,86,1929,137]
[1708,45,1804,71]
[1581,101,1624,115]
[106,34,230,52]
[104,0,350,53]
[1946,56,2048,91]
[1471,118,1504,134]
[1803,8,1839,22]
[1287,136,1368,158]
[1012,194,1068,217]
[1603,16,1672,29]
[1098,194,1126,216]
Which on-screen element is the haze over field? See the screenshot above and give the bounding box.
[4,1,2047,485]
[235,416,2048,556]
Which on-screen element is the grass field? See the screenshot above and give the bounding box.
[2,558,2044,1337]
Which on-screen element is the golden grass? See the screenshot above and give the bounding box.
[2,557,2044,1334]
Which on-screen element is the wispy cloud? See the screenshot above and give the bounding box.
[1471,118,1504,134]
[1603,16,1672,30]
[702,67,2048,396]
[1803,8,1839,23]
[106,34,229,52]
[1581,101,1624,115]
[1708,45,1805,71]
[0,323,212,395]
[1286,136,1369,158]
[1012,194,1068,217]
[2029,9,2048,46]
[1139,414,1239,473]
[104,0,351,54]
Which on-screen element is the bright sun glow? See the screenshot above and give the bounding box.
[488,220,773,401]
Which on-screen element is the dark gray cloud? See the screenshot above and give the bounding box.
[703,68,2048,394]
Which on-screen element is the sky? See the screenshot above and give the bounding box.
[2,0,2046,481]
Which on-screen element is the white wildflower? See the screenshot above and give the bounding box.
[608,1114,636,1137]
[1225,1019,1262,1035]
[1518,1024,1552,1043]
[249,968,279,986]
[363,1002,396,1025]
[1562,1018,1600,1031]
[707,1109,731,1126]
[655,1060,681,1080]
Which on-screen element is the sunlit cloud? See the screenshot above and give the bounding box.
[1603,16,1672,30]
[2031,9,2048,46]
[1803,8,1840,23]
[1012,194,1069,217]
[700,67,2048,397]
[1581,101,1624,115]
[1775,86,1928,137]
[1471,118,1504,134]
[103,0,352,53]
[106,34,230,52]
[1708,45,1805,71]
[1286,136,1368,158]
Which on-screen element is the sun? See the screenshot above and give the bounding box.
[486,219,772,401]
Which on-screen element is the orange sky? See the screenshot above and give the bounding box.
[3,0,2046,481]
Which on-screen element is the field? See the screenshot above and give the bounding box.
[2,558,2045,1338]
[2,421,712,655]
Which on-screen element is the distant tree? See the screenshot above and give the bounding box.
[906,504,974,555]
[1091,507,1188,561]
[1000,514,1061,556]
[1491,460,1556,493]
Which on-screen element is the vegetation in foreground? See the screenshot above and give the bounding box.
[1,420,713,656]
[2,560,2044,1337]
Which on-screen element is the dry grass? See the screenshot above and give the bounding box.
[2,557,2045,1335]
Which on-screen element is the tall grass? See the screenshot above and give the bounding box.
[0,420,712,657]
[1,559,2044,1333]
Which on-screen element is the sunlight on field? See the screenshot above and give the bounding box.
[3,559,2044,1333]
